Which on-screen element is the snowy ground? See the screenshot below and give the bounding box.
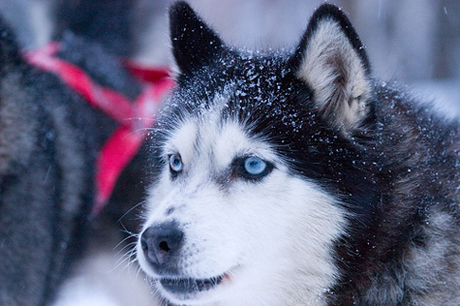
[411,79,460,118]
[52,250,158,306]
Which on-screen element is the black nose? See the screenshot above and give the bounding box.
[140,222,184,270]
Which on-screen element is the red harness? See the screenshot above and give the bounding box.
[25,43,175,215]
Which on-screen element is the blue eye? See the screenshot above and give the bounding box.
[169,154,183,173]
[244,156,267,176]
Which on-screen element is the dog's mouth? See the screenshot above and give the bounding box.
[155,272,231,302]
[159,275,225,294]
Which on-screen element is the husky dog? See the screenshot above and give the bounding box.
[137,2,460,305]
[0,4,148,305]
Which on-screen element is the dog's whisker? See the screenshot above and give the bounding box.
[117,200,146,224]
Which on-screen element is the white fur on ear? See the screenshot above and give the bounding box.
[296,18,371,134]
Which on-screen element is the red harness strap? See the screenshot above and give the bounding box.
[25,42,175,216]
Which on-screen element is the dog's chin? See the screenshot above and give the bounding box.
[152,272,233,305]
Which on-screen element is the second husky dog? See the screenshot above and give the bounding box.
[0,3,151,304]
[137,2,460,305]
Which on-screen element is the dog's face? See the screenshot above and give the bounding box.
[138,2,373,305]
[138,115,344,304]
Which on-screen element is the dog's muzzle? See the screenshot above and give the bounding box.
[140,221,233,301]
[140,221,184,273]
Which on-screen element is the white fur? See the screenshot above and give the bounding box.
[137,97,347,305]
[296,19,370,133]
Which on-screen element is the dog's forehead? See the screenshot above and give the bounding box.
[159,51,310,169]
[163,99,273,168]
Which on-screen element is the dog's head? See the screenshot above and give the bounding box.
[137,2,374,305]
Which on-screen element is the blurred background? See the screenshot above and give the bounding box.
[1,1,459,82]
[1,1,459,106]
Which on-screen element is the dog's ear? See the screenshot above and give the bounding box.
[169,1,225,75]
[289,4,372,134]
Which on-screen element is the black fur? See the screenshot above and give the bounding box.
[145,2,460,305]
[169,1,227,76]
[0,20,96,303]
[0,10,147,306]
